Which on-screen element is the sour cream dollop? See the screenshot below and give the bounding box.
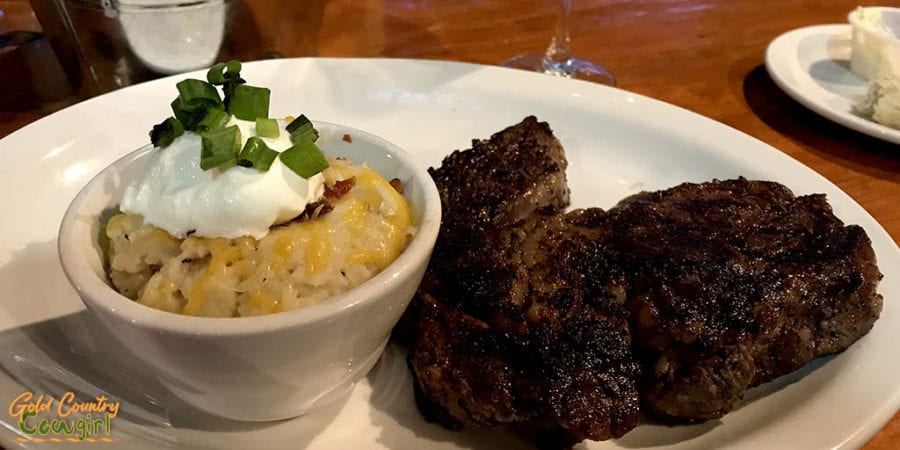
[121,118,325,240]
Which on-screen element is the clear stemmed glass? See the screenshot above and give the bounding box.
[502,0,615,86]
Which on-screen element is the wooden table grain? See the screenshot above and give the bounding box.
[1,0,897,447]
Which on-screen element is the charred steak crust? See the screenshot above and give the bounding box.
[405,117,642,442]
[404,118,883,443]
[604,178,882,421]
[429,116,570,230]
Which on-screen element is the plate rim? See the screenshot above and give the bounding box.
[764,23,900,145]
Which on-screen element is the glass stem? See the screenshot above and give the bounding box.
[543,0,574,72]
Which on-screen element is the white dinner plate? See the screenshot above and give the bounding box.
[765,24,900,145]
[0,58,897,449]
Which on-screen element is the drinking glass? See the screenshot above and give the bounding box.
[502,0,615,86]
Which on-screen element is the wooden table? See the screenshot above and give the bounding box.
[1,0,897,447]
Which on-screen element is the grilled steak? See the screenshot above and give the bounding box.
[429,116,570,230]
[404,117,642,443]
[604,179,883,421]
[404,117,882,444]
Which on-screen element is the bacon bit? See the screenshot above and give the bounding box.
[279,200,334,226]
[325,177,356,199]
[389,178,404,194]
[302,201,333,220]
[342,134,352,143]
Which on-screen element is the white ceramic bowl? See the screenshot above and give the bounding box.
[57,122,440,421]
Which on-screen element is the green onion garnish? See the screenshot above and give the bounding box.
[200,125,241,170]
[176,79,223,111]
[171,97,206,131]
[227,84,270,121]
[255,118,280,138]
[207,64,227,85]
[223,78,246,110]
[237,136,278,171]
[207,60,242,85]
[286,114,319,143]
[279,140,329,178]
[196,108,231,133]
[209,60,246,109]
[149,117,184,148]
[151,61,331,176]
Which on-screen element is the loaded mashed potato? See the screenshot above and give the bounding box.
[105,61,414,317]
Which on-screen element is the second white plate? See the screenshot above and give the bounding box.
[765,24,900,144]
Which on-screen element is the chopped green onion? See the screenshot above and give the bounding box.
[149,117,184,148]
[207,60,242,85]
[200,125,241,170]
[227,84,270,120]
[255,118,280,138]
[171,97,206,131]
[279,140,329,178]
[196,108,231,133]
[237,136,278,171]
[225,60,241,75]
[223,78,246,109]
[207,64,227,85]
[176,79,223,111]
[286,114,319,143]
[150,60,327,177]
